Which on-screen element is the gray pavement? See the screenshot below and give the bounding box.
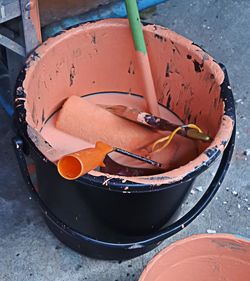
[0,0,249,280]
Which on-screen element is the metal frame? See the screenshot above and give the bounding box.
[0,0,42,56]
[0,0,42,116]
[20,0,41,54]
[0,0,21,24]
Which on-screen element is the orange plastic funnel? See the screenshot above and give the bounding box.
[57,141,113,180]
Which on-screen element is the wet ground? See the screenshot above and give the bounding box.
[0,0,249,280]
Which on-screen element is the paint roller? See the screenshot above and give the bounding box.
[56,95,163,152]
[55,96,202,178]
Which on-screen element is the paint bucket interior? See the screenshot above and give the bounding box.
[14,19,235,259]
[22,19,233,177]
[139,234,250,281]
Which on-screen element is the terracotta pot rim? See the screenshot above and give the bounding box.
[139,233,250,281]
[16,19,236,187]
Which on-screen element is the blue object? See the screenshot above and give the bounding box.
[43,0,167,40]
[0,63,14,116]
[0,95,14,116]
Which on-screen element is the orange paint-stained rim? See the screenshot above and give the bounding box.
[16,19,235,187]
[139,234,250,281]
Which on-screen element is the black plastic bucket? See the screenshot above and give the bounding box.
[13,19,236,260]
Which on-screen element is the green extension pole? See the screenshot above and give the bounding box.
[124,0,160,116]
[125,0,147,54]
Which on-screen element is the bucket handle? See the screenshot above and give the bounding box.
[12,125,235,249]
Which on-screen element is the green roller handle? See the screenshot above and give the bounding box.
[125,0,147,55]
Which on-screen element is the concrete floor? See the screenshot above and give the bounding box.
[0,0,250,280]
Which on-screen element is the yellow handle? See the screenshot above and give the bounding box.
[57,141,113,180]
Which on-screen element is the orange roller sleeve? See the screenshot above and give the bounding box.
[56,96,161,151]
